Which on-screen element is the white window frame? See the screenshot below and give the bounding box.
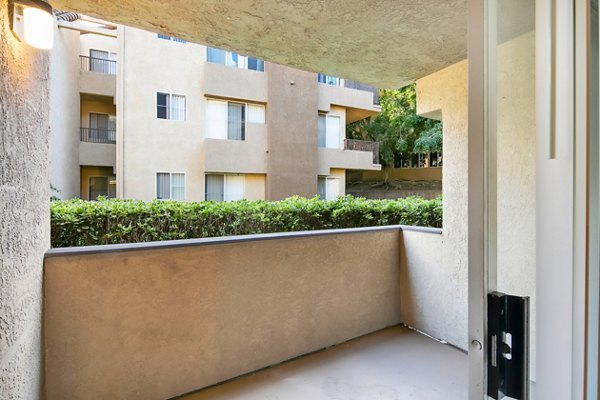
[318,113,342,149]
[156,92,186,121]
[317,176,340,201]
[156,172,186,201]
[205,173,246,202]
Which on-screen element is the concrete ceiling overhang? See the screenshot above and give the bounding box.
[51,0,467,88]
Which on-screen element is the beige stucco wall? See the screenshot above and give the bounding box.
[79,32,119,58]
[0,0,49,397]
[119,27,205,201]
[79,142,116,168]
[318,148,379,174]
[266,64,319,200]
[50,24,81,199]
[44,229,402,399]
[399,230,465,345]
[317,83,378,123]
[244,174,266,200]
[416,60,468,349]
[496,30,537,379]
[201,61,268,103]
[80,70,116,98]
[202,123,268,174]
[414,33,536,357]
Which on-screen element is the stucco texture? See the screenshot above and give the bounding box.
[44,230,402,399]
[0,0,50,398]
[50,0,467,88]
[416,60,469,349]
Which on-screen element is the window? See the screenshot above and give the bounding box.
[89,176,116,200]
[157,34,186,43]
[156,172,185,200]
[88,113,116,143]
[317,114,341,149]
[430,151,443,167]
[156,93,186,121]
[206,47,264,72]
[205,174,245,202]
[206,99,265,140]
[317,177,340,201]
[318,73,341,86]
[89,49,117,74]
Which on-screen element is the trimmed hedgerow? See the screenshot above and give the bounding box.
[50,195,442,248]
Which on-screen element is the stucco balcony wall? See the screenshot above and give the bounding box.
[44,226,455,400]
[201,123,268,174]
[317,147,381,174]
[79,142,116,168]
[317,83,380,123]
[80,70,116,98]
[201,62,268,103]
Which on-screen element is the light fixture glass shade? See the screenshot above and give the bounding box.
[23,5,54,50]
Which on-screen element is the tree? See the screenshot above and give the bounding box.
[347,84,442,181]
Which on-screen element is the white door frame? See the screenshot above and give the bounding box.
[467,0,589,398]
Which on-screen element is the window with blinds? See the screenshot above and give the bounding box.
[206,100,264,140]
[156,93,186,121]
[205,174,245,202]
[89,49,117,74]
[156,172,185,200]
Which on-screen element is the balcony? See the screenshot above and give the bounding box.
[79,55,117,97]
[318,74,380,105]
[344,138,379,165]
[317,77,380,124]
[318,139,381,174]
[44,226,467,399]
[201,61,268,104]
[80,55,117,75]
[200,123,268,174]
[80,127,116,144]
[79,128,116,168]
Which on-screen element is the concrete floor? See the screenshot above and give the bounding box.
[178,326,468,400]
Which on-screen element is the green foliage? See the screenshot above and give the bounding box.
[50,196,443,248]
[347,84,443,167]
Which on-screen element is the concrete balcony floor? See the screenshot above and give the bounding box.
[177,325,467,400]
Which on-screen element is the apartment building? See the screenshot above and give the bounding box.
[49,16,381,202]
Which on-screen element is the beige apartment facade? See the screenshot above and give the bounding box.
[50,16,380,202]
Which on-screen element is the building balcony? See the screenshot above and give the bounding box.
[79,128,116,168]
[201,61,268,104]
[79,55,117,98]
[44,226,467,399]
[317,80,380,124]
[200,123,268,174]
[318,139,381,174]
[344,138,380,164]
[80,127,116,144]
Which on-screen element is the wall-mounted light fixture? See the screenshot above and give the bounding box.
[10,0,54,50]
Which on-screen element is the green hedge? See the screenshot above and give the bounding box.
[50,195,442,248]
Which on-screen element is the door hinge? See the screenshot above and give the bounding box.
[487,292,530,400]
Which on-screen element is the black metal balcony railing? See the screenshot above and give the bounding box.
[344,139,380,164]
[80,128,116,144]
[80,55,117,75]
